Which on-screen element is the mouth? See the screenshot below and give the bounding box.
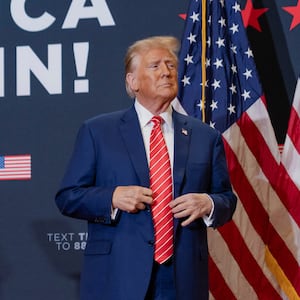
[159,82,173,88]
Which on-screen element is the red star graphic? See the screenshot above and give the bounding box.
[283,0,300,30]
[179,14,187,20]
[241,0,268,32]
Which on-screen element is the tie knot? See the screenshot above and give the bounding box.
[151,116,163,127]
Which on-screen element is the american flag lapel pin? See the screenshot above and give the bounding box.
[181,128,188,136]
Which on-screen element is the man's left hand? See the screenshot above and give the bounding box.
[170,193,212,226]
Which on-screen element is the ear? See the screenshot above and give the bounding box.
[126,72,139,92]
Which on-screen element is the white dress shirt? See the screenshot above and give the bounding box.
[134,99,174,171]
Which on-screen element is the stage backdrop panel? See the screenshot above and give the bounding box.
[0,1,187,299]
[0,0,299,299]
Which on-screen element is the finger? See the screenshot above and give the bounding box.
[136,202,146,211]
[141,194,153,205]
[181,215,195,227]
[127,208,138,214]
[140,189,153,204]
[171,201,189,214]
[141,187,153,197]
[170,195,188,208]
[173,209,191,219]
[171,206,183,214]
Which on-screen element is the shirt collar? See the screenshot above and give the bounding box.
[134,99,173,128]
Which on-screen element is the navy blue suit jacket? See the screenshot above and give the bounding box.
[55,105,237,300]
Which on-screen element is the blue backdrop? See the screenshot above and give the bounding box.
[0,0,299,299]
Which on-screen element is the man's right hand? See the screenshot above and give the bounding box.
[112,186,153,213]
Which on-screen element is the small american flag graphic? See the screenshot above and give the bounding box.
[0,154,31,180]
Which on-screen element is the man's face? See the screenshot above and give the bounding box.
[131,48,178,107]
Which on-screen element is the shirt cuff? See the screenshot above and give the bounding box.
[111,207,118,220]
[202,194,214,227]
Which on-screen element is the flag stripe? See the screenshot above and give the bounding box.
[208,228,259,299]
[281,136,300,189]
[287,106,300,152]
[209,249,239,300]
[286,78,300,154]
[277,161,300,225]
[247,96,281,163]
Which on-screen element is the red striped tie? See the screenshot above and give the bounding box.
[149,116,173,264]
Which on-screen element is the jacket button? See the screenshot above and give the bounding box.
[148,240,154,246]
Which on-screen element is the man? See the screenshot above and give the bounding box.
[55,36,237,300]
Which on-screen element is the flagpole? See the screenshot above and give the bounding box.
[201,0,207,122]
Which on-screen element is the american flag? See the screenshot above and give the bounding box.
[174,0,300,298]
[0,154,31,180]
[280,76,300,212]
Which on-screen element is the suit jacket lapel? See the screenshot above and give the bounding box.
[172,110,191,232]
[119,106,154,241]
[119,105,150,187]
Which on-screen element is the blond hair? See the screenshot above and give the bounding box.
[124,36,180,98]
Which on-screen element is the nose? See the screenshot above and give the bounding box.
[161,63,171,76]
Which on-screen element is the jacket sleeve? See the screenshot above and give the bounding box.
[55,122,115,224]
[209,133,237,228]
